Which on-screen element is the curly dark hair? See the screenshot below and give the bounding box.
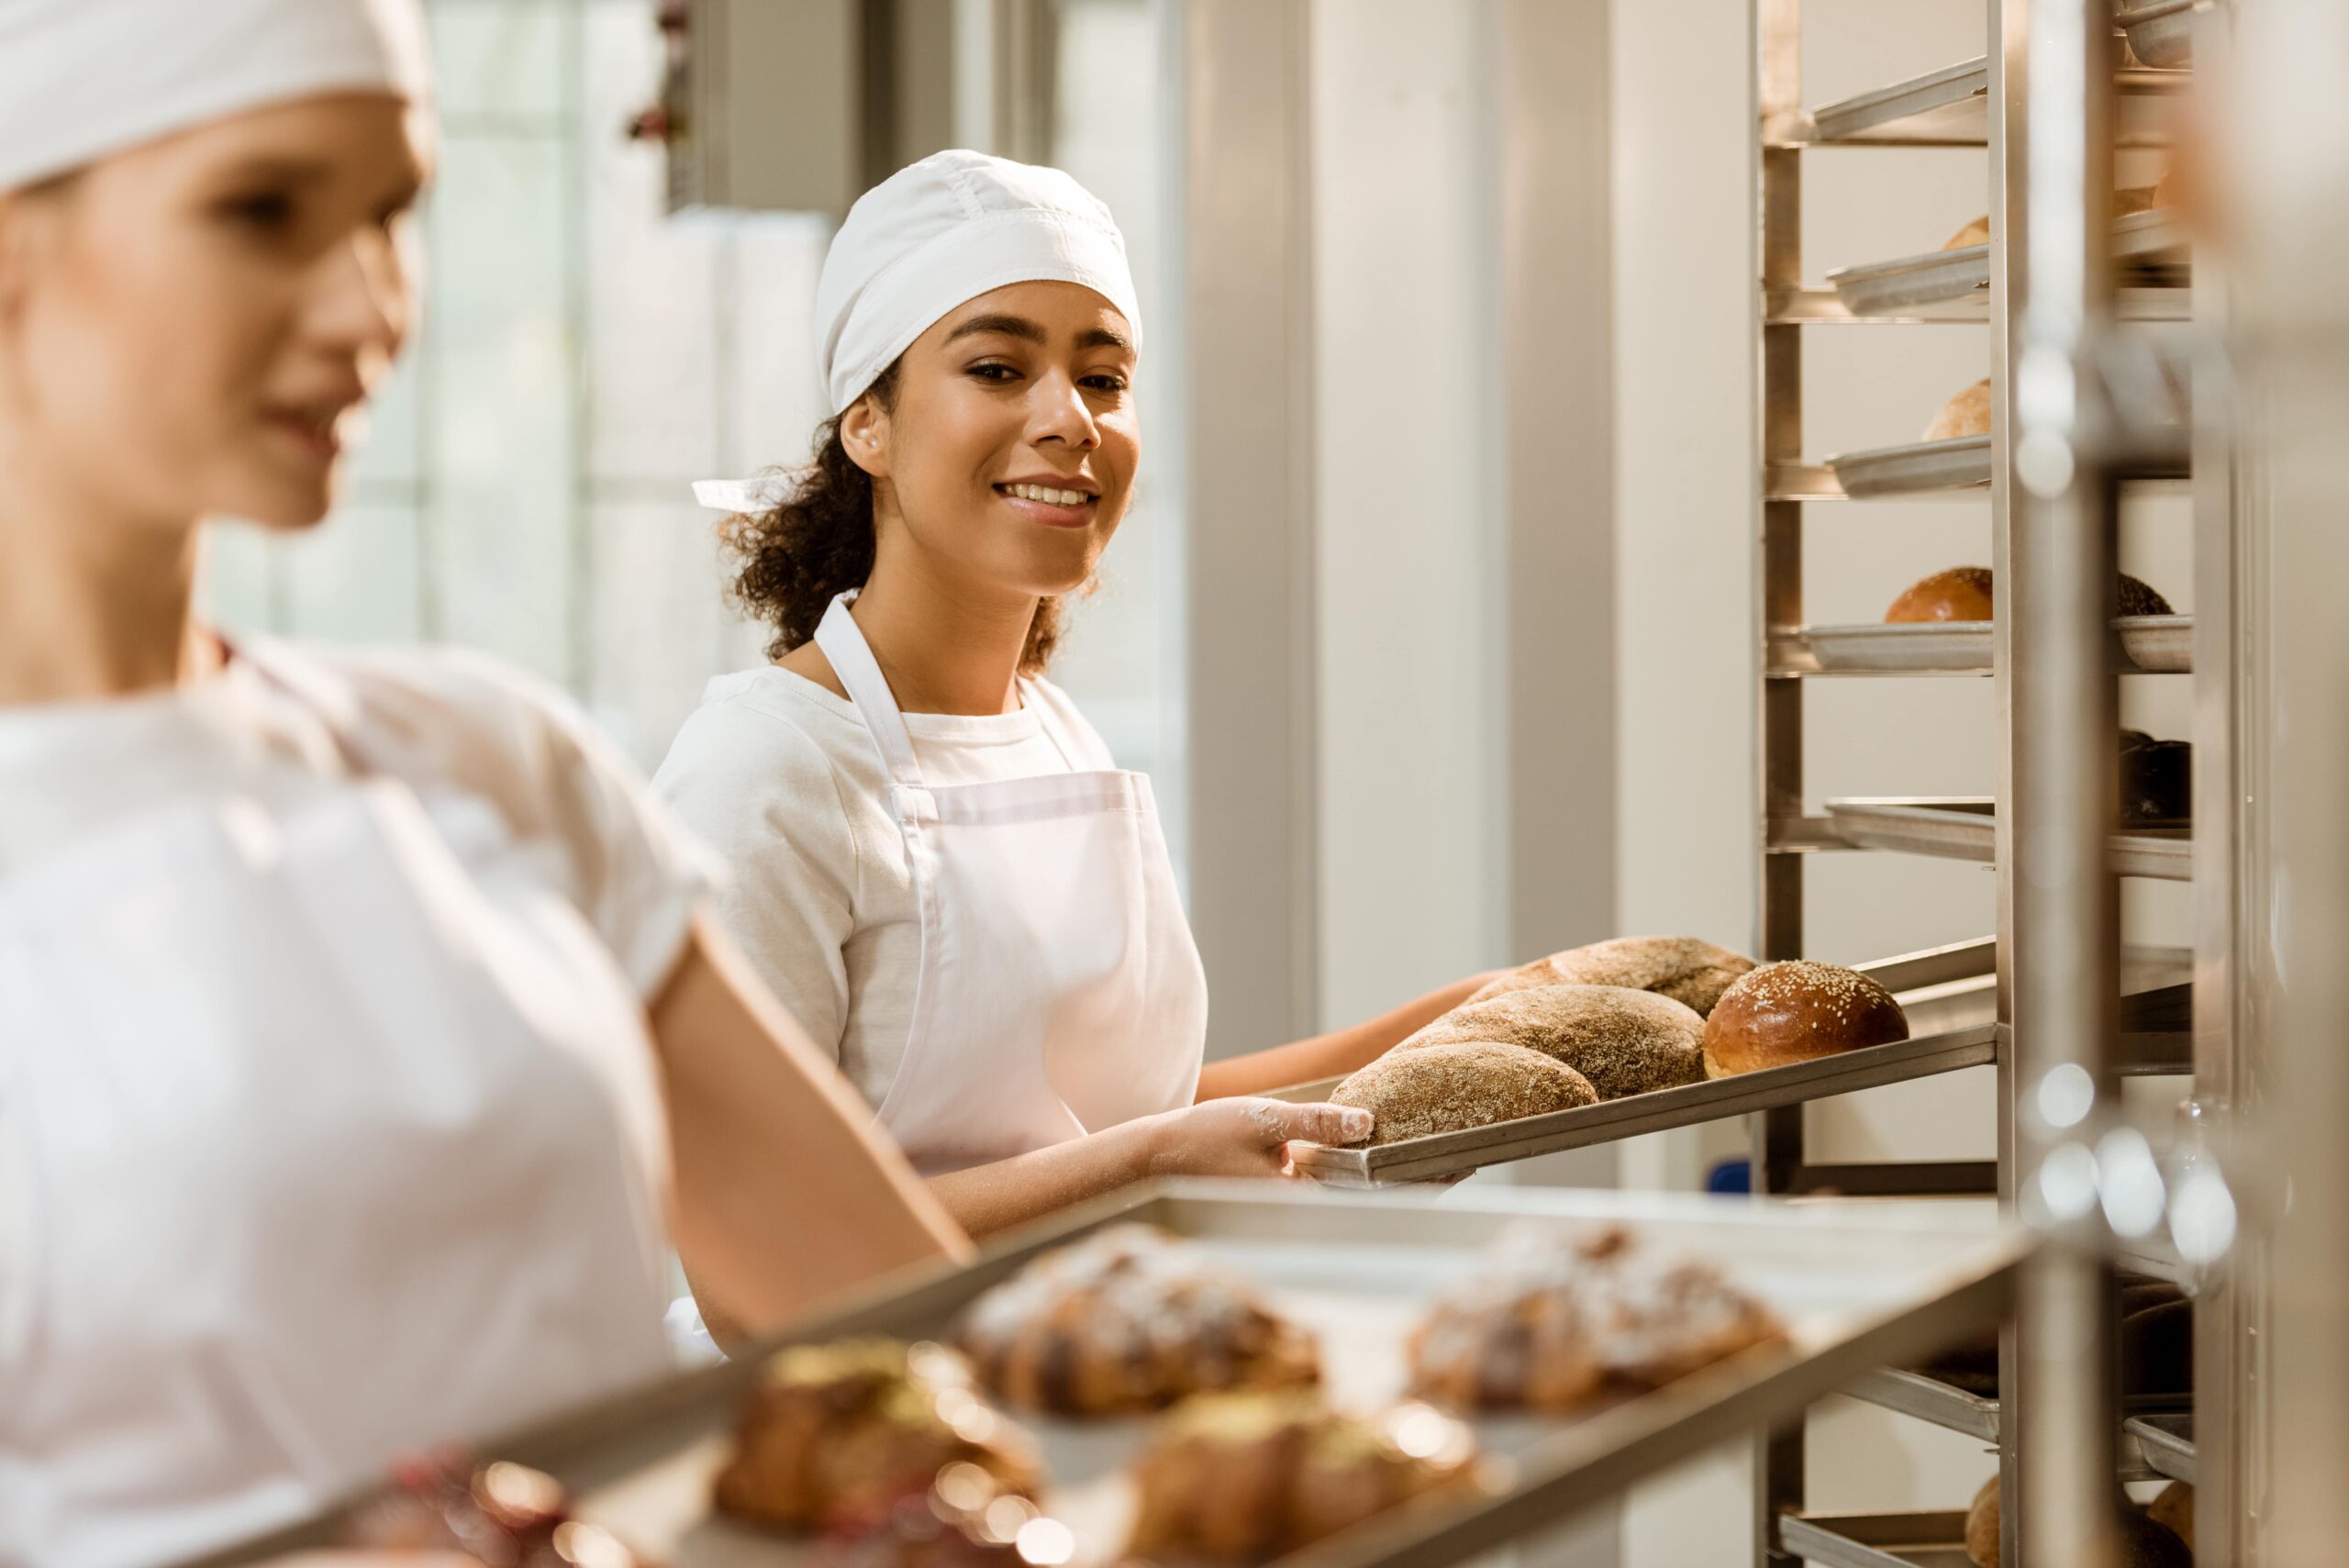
[720,361,1064,675]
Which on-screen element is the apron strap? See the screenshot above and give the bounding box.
[812,595,927,790]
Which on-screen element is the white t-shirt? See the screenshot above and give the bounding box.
[0,639,714,1403]
[652,664,1113,1113]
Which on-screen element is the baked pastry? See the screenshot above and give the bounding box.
[827,1463,1074,1568]
[1943,215,1991,250]
[1468,935,1756,1018]
[2148,1481,2195,1553]
[349,1452,654,1567]
[1886,566,1996,623]
[715,1338,1041,1532]
[1128,1392,1476,1562]
[1332,1042,1598,1144]
[1885,566,2174,623]
[2121,731,2191,823]
[1924,378,1993,441]
[1964,1477,2191,1568]
[1408,1227,1786,1411]
[957,1226,1319,1415]
[1703,962,1909,1078]
[1399,984,1707,1099]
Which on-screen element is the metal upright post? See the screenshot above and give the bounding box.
[2008,0,2124,1564]
[1750,0,1804,1559]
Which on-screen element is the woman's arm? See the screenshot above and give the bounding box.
[649,914,970,1340]
[927,1097,1375,1239]
[1194,970,1508,1101]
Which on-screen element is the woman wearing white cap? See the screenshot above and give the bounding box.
[657,152,1497,1235]
[0,2,966,1561]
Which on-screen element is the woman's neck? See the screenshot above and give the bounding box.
[0,457,211,706]
[848,533,1037,717]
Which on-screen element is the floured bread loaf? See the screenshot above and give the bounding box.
[1886,565,2173,623]
[1332,1042,1597,1145]
[1924,377,1993,441]
[1703,961,1909,1078]
[1469,935,1755,1018]
[1403,984,1706,1100]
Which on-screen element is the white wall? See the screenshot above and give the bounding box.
[1309,0,1510,1026]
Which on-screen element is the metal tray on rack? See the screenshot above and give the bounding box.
[2127,1413,2197,1484]
[1844,1367,2191,1462]
[1779,1512,1972,1568]
[190,1184,2030,1568]
[1802,55,2185,146]
[1827,245,1988,317]
[2115,206,2188,266]
[1822,796,2192,881]
[1826,436,1992,498]
[1783,615,2192,674]
[1286,1024,1999,1189]
[2117,0,2198,70]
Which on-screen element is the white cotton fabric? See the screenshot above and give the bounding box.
[652,664,1104,1112]
[693,150,1141,514]
[0,0,430,193]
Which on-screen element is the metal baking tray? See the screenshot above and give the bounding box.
[1823,797,2191,881]
[2119,614,2192,672]
[2117,0,2199,69]
[1844,1367,2190,1465]
[1826,436,1991,498]
[1286,1024,1998,1189]
[1781,616,2192,675]
[1802,55,2185,147]
[1778,1511,1972,1568]
[2128,1412,2197,1485]
[190,1184,2030,1568]
[1827,245,1988,317]
[2115,206,2188,266]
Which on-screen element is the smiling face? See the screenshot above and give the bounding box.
[841,280,1140,601]
[0,94,429,534]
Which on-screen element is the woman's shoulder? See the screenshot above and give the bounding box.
[660,666,880,789]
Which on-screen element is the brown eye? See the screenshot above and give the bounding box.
[219,191,296,232]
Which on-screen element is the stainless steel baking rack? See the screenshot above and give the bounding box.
[1777,1511,1972,1568]
[1820,796,2191,881]
[1772,615,2191,675]
[185,1184,2031,1568]
[1794,55,2184,147]
[2126,1414,2196,1485]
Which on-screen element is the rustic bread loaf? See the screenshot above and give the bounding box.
[1469,935,1756,1018]
[1402,984,1707,1099]
[1924,377,1993,441]
[1886,565,2174,623]
[1333,1041,1598,1144]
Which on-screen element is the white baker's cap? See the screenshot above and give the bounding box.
[695,150,1140,515]
[0,0,431,194]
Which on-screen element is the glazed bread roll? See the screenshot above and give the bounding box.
[1965,1478,2191,1568]
[1408,1226,1786,1412]
[1469,935,1756,1018]
[1702,962,1909,1078]
[1885,566,2174,623]
[1886,565,1996,623]
[1332,1042,1597,1145]
[1943,214,1991,250]
[956,1226,1319,1416]
[2148,1481,2194,1553]
[1402,984,1707,1099]
[1923,377,1993,441]
[714,1339,1041,1532]
[1128,1393,1477,1563]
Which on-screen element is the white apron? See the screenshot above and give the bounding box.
[0,650,675,1568]
[813,596,1208,1174]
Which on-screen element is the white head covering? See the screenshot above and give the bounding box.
[0,0,431,194]
[694,150,1141,514]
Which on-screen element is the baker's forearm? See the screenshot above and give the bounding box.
[1195,970,1505,1100]
[652,917,969,1337]
[924,1118,1165,1239]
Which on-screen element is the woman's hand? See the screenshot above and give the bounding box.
[1141,1098,1375,1179]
